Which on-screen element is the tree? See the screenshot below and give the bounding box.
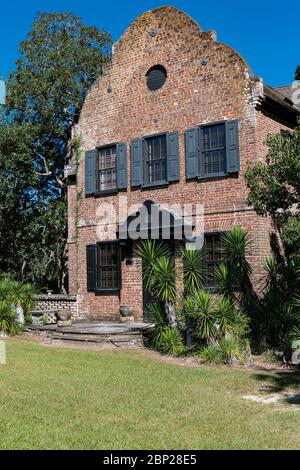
[245,123,300,255]
[0,12,112,290]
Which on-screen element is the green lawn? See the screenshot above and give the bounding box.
[1,338,300,450]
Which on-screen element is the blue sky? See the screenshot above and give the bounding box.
[0,0,299,91]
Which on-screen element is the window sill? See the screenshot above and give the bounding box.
[142,181,169,189]
[198,173,227,181]
[94,189,119,197]
[95,288,120,294]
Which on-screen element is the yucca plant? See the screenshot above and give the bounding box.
[179,247,206,294]
[216,297,236,335]
[150,257,177,326]
[147,304,184,356]
[199,344,222,364]
[216,297,249,338]
[159,327,185,356]
[183,290,218,341]
[137,241,177,326]
[215,263,235,302]
[0,277,36,334]
[263,255,279,289]
[219,335,242,363]
[220,227,252,286]
[136,240,170,291]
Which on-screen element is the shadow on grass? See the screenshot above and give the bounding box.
[252,371,300,406]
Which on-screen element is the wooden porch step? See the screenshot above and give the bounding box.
[50,331,143,345]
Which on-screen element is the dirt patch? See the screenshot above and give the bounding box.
[243,392,300,409]
[10,333,298,374]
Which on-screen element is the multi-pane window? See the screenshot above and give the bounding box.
[144,134,167,184]
[97,242,121,290]
[204,233,224,287]
[201,123,226,176]
[98,145,117,191]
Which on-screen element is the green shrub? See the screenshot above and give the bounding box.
[199,344,222,364]
[159,327,185,357]
[150,325,185,357]
[148,304,185,356]
[179,247,206,294]
[219,335,242,363]
[0,276,36,335]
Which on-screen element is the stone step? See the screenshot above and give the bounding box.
[25,321,152,347]
[50,331,143,346]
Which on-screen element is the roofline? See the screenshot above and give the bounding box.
[275,84,295,89]
[264,84,299,112]
[260,84,299,127]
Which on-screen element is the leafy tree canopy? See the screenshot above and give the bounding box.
[245,123,300,254]
[0,12,112,291]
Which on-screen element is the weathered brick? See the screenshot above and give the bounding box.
[66,6,296,321]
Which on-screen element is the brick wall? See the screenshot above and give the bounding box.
[35,295,78,320]
[67,6,294,321]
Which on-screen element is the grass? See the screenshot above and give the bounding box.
[0,338,300,450]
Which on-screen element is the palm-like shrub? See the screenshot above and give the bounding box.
[190,290,218,340]
[199,335,244,364]
[181,290,249,343]
[217,297,249,338]
[219,335,243,363]
[214,263,235,301]
[199,344,222,364]
[0,277,36,335]
[136,240,170,291]
[137,241,177,326]
[179,247,206,294]
[147,303,185,356]
[257,255,300,353]
[220,227,252,284]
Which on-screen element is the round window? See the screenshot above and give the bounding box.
[146,65,167,91]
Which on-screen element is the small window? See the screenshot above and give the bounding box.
[98,145,117,191]
[144,134,167,184]
[204,233,224,287]
[146,65,167,91]
[97,242,121,290]
[201,123,226,176]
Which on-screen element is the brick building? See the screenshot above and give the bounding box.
[65,6,300,321]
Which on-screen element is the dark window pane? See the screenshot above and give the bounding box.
[98,145,117,190]
[145,135,167,183]
[201,124,226,176]
[97,243,120,289]
[204,233,224,287]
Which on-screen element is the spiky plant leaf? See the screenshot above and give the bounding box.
[136,240,170,290]
[179,247,206,293]
[221,227,252,283]
[150,257,176,303]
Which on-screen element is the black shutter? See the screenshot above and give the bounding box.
[185,128,199,179]
[131,139,143,187]
[86,245,97,292]
[85,149,97,195]
[226,120,240,173]
[116,143,127,189]
[167,132,180,182]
